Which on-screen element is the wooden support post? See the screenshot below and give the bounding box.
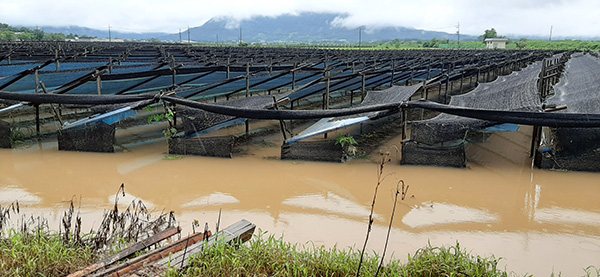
[96,70,102,95]
[226,58,231,80]
[55,49,60,71]
[530,126,542,158]
[426,65,431,80]
[35,69,39,93]
[35,104,40,136]
[402,108,408,141]
[445,81,451,104]
[420,87,426,120]
[459,70,464,93]
[361,73,366,101]
[245,62,250,97]
[292,63,297,90]
[324,71,330,110]
[390,60,395,86]
[245,120,249,136]
[172,67,177,87]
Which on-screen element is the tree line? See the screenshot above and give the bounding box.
[0,23,94,42]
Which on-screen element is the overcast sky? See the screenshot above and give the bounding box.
[1,0,598,38]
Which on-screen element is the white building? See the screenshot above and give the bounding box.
[484,38,509,49]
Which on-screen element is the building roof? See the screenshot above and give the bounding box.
[484,38,509,42]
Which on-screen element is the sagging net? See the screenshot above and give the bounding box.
[547,53,600,113]
[334,84,422,121]
[410,61,543,145]
[177,95,278,135]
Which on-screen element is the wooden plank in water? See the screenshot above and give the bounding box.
[155,219,255,269]
[97,231,211,277]
[68,226,180,277]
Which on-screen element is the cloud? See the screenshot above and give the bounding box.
[0,0,598,37]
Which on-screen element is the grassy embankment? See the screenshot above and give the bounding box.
[0,228,509,276]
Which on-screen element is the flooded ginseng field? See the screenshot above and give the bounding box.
[1,125,599,276]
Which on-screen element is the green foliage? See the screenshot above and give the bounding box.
[43,33,66,41]
[169,232,510,277]
[170,231,402,277]
[0,22,71,41]
[146,106,177,139]
[32,29,45,41]
[335,133,357,149]
[401,242,508,277]
[0,31,15,41]
[515,38,528,49]
[335,133,359,161]
[238,42,249,47]
[0,230,97,276]
[423,38,449,48]
[479,28,499,41]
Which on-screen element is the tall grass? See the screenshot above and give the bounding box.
[0,230,97,276]
[167,231,510,277]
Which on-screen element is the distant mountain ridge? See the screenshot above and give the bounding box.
[36,25,167,41]
[159,13,477,43]
[31,12,478,43]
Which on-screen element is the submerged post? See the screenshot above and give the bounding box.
[402,108,408,141]
[35,104,40,136]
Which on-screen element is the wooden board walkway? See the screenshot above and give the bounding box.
[68,219,256,277]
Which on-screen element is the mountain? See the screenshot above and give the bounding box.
[35,25,168,40]
[25,13,478,43]
[159,13,477,43]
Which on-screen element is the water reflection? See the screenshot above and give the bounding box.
[402,202,499,228]
[0,186,42,205]
[282,192,381,219]
[1,125,600,276]
[183,192,240,208]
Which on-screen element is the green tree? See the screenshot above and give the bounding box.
[32,29,44,40]
[43,33,66,41]
[0,31,15,41]
[515,38,528,49]
[479,28,498,41]
[17,32,34,41]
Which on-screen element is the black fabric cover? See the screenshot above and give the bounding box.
[400,141,466,167]
[58,122,115,152]
[281,140,343,162]
[168,136,234,158]
[0,120,11,148]
[410,62,542,145]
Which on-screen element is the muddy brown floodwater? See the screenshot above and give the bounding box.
[1,125,599,276]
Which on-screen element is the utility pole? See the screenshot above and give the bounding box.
[239,27,243,45]
[216,34,219,45]
[179,29,182,43]
[108,25,111,42]
[187,25,190,43]
[358,26,362,48]
[549,25,553,41]
[456,22,460,48]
